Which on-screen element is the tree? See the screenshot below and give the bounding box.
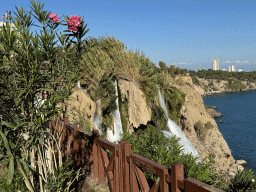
[159,61,167,71]
[0,0,91,191]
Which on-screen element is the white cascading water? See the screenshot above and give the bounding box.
[77,81,81,88]
[106,80,123,143]
[93,112,102,134]
[158,89,200,159]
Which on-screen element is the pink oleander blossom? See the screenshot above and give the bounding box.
[49,13,59,23]
[66,15,81,33]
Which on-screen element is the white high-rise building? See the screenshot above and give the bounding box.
[212,59,219,70]
[229,65,235,72]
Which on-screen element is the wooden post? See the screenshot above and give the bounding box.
[160,168,169,191]
[171,162,184,192]
[118,141,131,192]
[90,130,99,180]
[113,146,119,192]
[63,117,68,126]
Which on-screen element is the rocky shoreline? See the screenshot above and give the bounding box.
[205,106,222,118]
[203,87,256,96]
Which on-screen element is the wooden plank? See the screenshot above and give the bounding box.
[150,177,160,192]
[184,178,224,192]
[99,147,113,174]
[95,138,119,152]
[129,154,168,175]
[113,147,119,192]
[134,165,150,192]
[130,159,140,192]
[99,147,114,191]
[97,144,105,183]
[178,178,184,190]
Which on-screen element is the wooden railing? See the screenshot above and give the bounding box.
[50,117,223,192]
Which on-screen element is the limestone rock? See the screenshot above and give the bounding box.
[118,79,151,134]
[61,87,96,130]
[235,160,248,166]
[205,107,223,118]
[228,164,245,178]
[172,75,235,172]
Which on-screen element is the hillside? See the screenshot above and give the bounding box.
[56,36,250,186]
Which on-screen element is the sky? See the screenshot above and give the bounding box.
[1,0,256,71]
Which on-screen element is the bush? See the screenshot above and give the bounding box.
[205,122,214,129]
[194,121,211,141]
[161,87,185,125]
[192,76,200,85]
[225,168,256,191]
[195,121,214,139]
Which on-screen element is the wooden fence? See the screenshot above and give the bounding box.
[50,117,223,192]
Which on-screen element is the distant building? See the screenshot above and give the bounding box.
[212,59,219,71]
[229,65,235,72]
[221,69,227,71]
[238,68,243,72]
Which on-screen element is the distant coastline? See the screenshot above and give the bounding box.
[203,87,256,96]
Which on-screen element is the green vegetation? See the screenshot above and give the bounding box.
[118,83,129,133]
[227,79,246,91]
[190,69,256,83]
[0,0,89,191]
[194,121,214,141]
[70,106,92,132]
[192,75,200,85]
[121,126,238,190]
[225,168,256,191]
[161,87,185,125]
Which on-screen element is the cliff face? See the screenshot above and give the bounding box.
[59,87,97,129]
[62,75,238,175]
[117,79,152,134]
[173,75,235,172]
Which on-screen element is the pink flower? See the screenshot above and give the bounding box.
[66,15,81,33]
[52,16,59,23]
[49,13,59,23]
[49,13,57,19]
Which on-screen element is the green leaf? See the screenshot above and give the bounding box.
[7,155,14,184]
[0,129,12,154]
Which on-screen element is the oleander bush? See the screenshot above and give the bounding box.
[0,0,90,191]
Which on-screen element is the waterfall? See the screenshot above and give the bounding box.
[107,80,123,143]
[158,89,200,159]
[77,81,81,88]
[93,112,102,134]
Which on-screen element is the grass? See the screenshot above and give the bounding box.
[81,174,110,192]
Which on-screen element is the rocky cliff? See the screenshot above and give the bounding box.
[173,75,235,173]
[62,75,245,178]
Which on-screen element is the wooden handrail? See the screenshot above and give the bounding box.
[50,118,224,192]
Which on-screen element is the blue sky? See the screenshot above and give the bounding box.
[1,0,256,71]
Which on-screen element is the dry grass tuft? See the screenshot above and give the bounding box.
[81,174,110,192]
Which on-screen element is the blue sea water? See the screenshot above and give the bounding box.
[203,90,256,174]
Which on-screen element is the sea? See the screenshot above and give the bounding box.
[203,90,256,175]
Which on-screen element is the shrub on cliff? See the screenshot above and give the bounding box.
[225,168,256,192]
[194,121,214,141]
[161,87,185,125]
[192,76,200,85]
